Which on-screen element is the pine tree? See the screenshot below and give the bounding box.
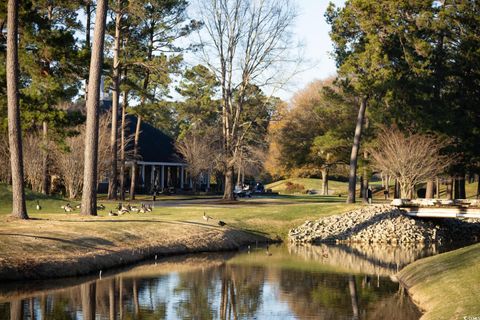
[6,0,28,219]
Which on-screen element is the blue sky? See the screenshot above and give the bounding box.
[281,0,345,100]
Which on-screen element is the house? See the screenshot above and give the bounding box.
[100,82,210,194]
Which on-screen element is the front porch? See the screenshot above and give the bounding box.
[128,161,211,194]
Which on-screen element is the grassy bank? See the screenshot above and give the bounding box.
[397,243,480,320]
[266,178,349,195]
[0,184,358,280]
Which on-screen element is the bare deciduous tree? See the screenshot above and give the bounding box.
[23,134,47,193]
[0,135,11,183]
[54,115,116,199]
[369,127,450,199]
[196,0,299,200]
[175,133,215,192]
[235,145,267,186]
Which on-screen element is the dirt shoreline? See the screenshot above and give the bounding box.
[0,227,271,282]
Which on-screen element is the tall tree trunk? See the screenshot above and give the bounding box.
[85,1,91,49]
[224,165,235,200]
[119,87,127,201]
[81,282,96,320]
[40,295,47,319]
[81,0,108,216]
[236,163,241,187]
[10,299,23,320]
[321,167,329,196]
[436,177,440,199]
[446,177,453,200]
[109,280,116,320]
[229,279,238,320]
[41,121,48,194]
[426,179,434,198]
[119,277,124,319]
[394,179,400,198]
[129,116,141,200]
[108,5,122,200]
[348,275,359,319]
[29,298,35,320]
[362,151,369,203]
[133,280,140,316]
[347,97,367,203]
[7,0,28,219]
[220,277,227,320]
[84,0,91,99]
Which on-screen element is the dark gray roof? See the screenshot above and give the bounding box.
[125,115,182,163]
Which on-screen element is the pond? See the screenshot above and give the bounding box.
[0,242,453,320]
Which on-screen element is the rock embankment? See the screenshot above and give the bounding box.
[289,205,480,245]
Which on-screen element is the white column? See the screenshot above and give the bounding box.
[151,165,155,188]
[161,165,165,189]
[180,166,184,189]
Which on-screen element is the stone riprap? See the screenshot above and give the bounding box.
[289,205,480,245]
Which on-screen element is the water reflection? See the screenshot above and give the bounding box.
[0,246,424,319]
[289,242,439,276]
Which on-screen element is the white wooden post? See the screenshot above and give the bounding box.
[161,165,165,189]
[151,165,155,189]
[141,165,145,187]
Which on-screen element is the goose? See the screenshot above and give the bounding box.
[36,200,41,211]
[64,203,73,212]
[131,206,140,213]
[118,208,129,215]
[203,212,213,222]
[146,204,152,212]
[108,211,118,216]
[75,204,82,209]
[266,245,272,256]
[139,204,147,213]
[218,220,227,227]
[97,204,105,210]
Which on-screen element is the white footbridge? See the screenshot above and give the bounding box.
[392,199,480,219]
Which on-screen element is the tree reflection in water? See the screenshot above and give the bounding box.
[0,247,423,319]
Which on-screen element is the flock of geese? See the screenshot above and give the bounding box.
[35,201,153,215]
[35,201,228,227]
[108,203,153,216]
[59,203,106,212]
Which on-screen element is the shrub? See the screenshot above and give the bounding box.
[285,181,305,193]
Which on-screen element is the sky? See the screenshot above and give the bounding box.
[280,0,345,101]
[183,0,346,102]
[84,0,346,103]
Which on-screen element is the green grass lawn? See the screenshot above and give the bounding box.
[398,242,480,320]
[0,184,358,237]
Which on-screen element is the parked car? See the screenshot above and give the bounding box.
[234,184,252,198]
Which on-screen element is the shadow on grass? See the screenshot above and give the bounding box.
[0,233,116,251]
